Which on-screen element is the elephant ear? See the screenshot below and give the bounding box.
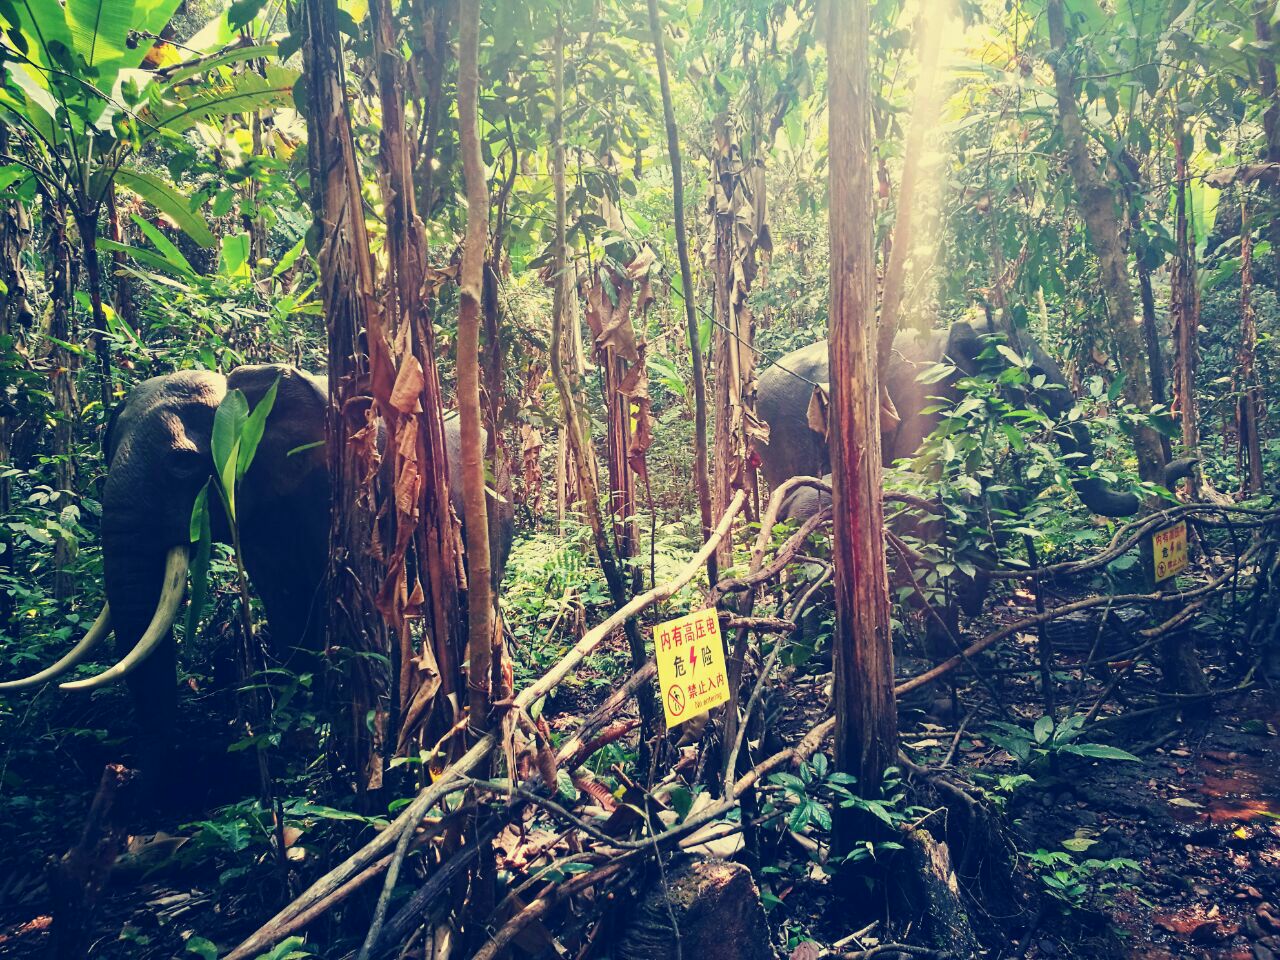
[806,382,830,437]
[226,364,327,499]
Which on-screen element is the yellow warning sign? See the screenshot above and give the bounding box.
[1153,520,1188,582]
[653,608,730,728]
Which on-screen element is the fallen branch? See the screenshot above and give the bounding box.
[226,491,747,960]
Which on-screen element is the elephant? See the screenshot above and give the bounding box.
[754,322,1193,653]
[0,363,514,779]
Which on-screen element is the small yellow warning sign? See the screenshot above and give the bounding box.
[653,608,730,728]
[1153,520,1188,583]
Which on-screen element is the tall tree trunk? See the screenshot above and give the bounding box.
[1253,1,1280,281]
[300,0,397,795]
[1170,111,1201,496]
[1137,259,1173,463]
[75,211,113,413]
[1238,198,1265,494]
[827,0,897,852]
[647,0,716,587]
[45,194,79,604]
[457,0,496,733]
[709,115,762,573]
[105,186,134,333]
[1045,0,1165,489]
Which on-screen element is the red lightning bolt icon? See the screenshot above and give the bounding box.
[688,646,698,675]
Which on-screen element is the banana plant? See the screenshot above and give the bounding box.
[0,0,297,404]
[186,378,280,644]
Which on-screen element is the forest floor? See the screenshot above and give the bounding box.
[0,616,1277,959]
[1018,685,1280,960]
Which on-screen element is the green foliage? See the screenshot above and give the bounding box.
[1024,847,1141,912]
[985,713,1142,769]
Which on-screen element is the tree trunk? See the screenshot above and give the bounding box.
[1045,0,1166,492]
[369,0,465,756]
[647,0,716,587]
[1253,1,1280,281]
[827,0,897,852]
[709,115,762,574]
[300,0,397,795]
[1238,198,1265,494]
[105,186,135,333]
[45,194,79,604]
[457,0,496,732]
[76,212,113,413]
[1170,111,1201,496]
[1137,258,1173,463]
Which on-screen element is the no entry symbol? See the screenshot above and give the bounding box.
[666,684,686,717]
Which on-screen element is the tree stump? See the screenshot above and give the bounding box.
[617,858,774,960]
[47,763,137,960]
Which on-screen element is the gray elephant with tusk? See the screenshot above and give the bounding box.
[0,364,513,774]
[754,323,1195,653]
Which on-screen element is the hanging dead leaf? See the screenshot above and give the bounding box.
[389,355,425,414]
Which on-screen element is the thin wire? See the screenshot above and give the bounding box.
[664,279,826,388]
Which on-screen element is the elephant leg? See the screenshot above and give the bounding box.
[922,602,961,664]
[102,543,183,802]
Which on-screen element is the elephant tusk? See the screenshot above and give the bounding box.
[60,547,189,692]
[0,604,112,691]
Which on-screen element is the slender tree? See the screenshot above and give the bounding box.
[647,0,716,586]
[1045,0,1166,491]
[456,0,496,732]
[827,0,897,850]
[1238,198,1265,494]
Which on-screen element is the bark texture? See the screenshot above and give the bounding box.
[827,0,898,845]
[301,0,396,792]
[457,0,496,730]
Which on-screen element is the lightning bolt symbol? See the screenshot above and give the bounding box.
[689,646,698,675]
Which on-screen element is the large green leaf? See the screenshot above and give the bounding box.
[236,377,279,482]
[130,211,196,273]
[112,166,215,247]
[65,0,184,80]
[0,0,75,73]
[97,237,195,279]
[164,43,278,85]
[212,389,249,519]
[184,481,213,643]
[142,65,299,138]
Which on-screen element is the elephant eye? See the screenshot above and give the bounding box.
[168,447,209,478]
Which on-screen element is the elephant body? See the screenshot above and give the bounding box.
[753,322,1160,654]
[12,363,513,783]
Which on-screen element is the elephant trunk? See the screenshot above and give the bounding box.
[1056,421,1142,517]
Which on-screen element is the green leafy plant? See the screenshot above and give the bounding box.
[985,713,1141,769]
[1024,847,1140,912]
